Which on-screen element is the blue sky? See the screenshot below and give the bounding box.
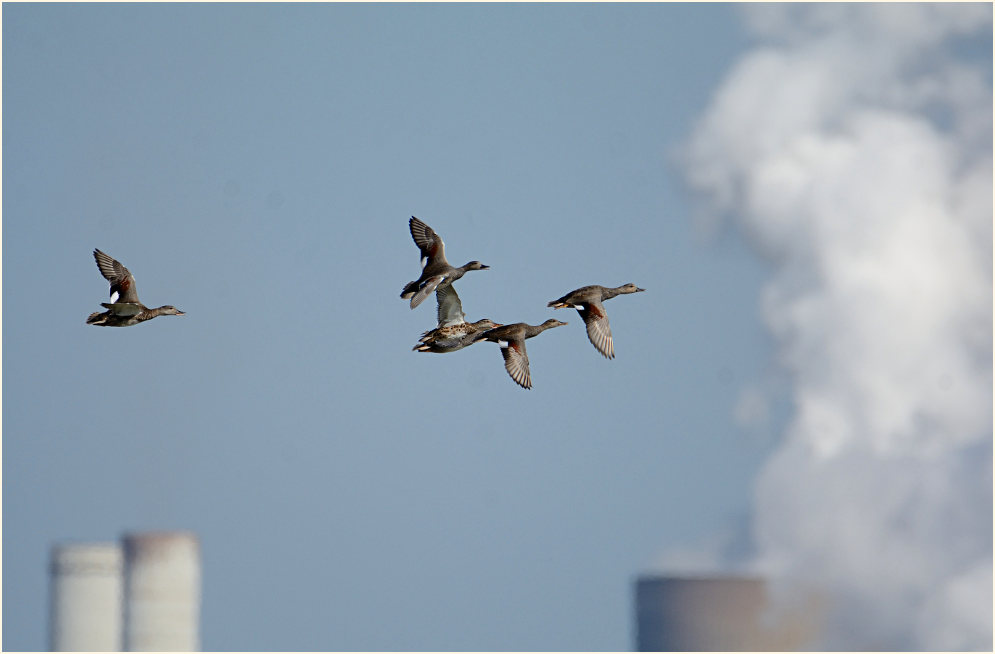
[3,4,770,650]
[5,3,990,652]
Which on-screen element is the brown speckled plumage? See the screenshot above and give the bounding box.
[414,285,502,353]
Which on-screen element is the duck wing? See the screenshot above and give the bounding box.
[409,274,446,309]
[435,284,467,327]
[100,302,143,317]
[579,302,614,359]
[409,216,448,267]
[93,249,141,304]
[499,339,532,389]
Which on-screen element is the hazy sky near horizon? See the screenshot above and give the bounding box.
[3,3,991,651]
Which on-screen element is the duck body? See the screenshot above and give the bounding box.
[548,283,644,359]
[477,318,567,389]
[87,249,185,327]
[86,303,185,327]
[415,319,503,353]
[413,284,501,353]
[400,216,488,309]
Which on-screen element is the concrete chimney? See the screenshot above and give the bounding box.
[634,575,823,651]
[123,531,201,651]
[49,542,124,651]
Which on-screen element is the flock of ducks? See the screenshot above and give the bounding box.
[86,216,644,389]
[401,216,644,389]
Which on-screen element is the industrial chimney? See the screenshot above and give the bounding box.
[49,542,124,652]
[634,575,824,651]
[123,531,201,651]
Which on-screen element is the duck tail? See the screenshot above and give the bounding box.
[86,311,106,325]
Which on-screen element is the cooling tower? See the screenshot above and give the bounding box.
[123,531,201,651]
[634,575,823,651]
[49,542,124,651]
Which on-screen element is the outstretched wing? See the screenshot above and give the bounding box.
[93,249,140,304]
[409,216,448,267]
[499,340,532,389]
[579,302,614,359]
[435,284,467,327]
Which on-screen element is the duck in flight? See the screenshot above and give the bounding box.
[414,284,502,354]
[547,283,643,359]
[400,216,489,309]
[475,319,567,390]
[86,249,185,327]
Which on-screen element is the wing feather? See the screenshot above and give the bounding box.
[410,275,445,309]
[500,340,532,389]
[93,249,140,304]
[580,303,614,359]
[409,217,447,266]
[435,284,466,327]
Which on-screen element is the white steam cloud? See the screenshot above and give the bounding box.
[682,4,992,650]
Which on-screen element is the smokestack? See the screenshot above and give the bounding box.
[49,542,123,652]
[634,575,823,651]
[123,531,201,651]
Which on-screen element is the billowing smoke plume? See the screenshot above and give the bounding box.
[682,4,992,650]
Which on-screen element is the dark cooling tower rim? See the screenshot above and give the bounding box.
[50,543,123,575]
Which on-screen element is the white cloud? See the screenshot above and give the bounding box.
[681,4,992,649]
